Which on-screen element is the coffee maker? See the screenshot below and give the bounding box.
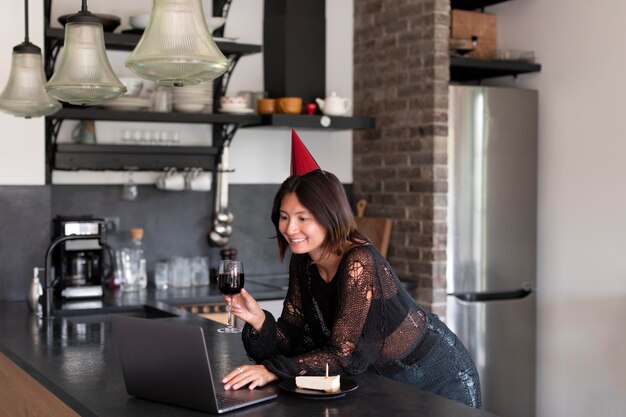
[52,216,110,299]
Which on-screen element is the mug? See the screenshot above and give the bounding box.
[156,168,185,191]
[257,98,276,115]
[277,97,302,115]
[186,169,212,191]
[71,120,96,144]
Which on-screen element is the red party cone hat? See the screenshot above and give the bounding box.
[290,129,320,175]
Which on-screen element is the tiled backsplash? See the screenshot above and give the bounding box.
[0,184,290,302]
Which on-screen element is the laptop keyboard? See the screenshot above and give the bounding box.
[216,394,248,409]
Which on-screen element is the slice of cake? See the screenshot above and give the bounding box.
[295,375,341,393]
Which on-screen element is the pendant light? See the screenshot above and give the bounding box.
[45,0,126,105]
[125,0,228,86]
[0,0,61,118]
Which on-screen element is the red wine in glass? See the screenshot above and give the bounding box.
[218,272,245,295]
[217,260,244,333]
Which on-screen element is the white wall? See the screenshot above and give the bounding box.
[0,1,46,185]
[487,1,626,416]
[0,0,352,186]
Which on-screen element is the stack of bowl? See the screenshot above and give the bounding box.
[102,77,150,111]
[172,83,214,113]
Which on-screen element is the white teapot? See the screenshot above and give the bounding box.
[315,92,351,116]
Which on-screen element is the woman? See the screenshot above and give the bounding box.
[222,148,481,409]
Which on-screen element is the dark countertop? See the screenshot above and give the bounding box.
[54,276,290,313]
[0,285,496,417]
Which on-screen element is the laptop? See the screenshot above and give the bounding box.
[111,315,277,414]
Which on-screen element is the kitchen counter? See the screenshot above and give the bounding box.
[0,292,497,417]
[53,276,289,313]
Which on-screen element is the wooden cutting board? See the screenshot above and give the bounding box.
[355,199,392,257]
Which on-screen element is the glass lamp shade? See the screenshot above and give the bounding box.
[0,49,61,118]
[45,21,126,105]
[125,0,228,86]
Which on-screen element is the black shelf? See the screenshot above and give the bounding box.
[50,107,261,125]
[54,144,218,171]
[50,108,375,130]
[249,114,375,130]
[450,56,541,82]
[45,28,262,56]
[451,0,510,10]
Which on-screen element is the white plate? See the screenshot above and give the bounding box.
[103,98,150,111]
[279,377,358,399]
[219,107,254,114]
[213,36,239,42]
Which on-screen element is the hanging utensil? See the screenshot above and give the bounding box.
[208,145,233,246]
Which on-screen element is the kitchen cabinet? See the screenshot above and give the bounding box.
[0,352,79,417]
[449,0,542,82]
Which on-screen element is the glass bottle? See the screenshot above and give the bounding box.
[26,267,43,314]
[131,228,148,289]
[121,228,147,291]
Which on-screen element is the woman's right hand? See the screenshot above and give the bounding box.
[228,288,266,332]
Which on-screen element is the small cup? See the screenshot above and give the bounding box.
[220,96,248,109]
[156,168,185,191]
[154,261,169,289]
[151,86,172,112]
[277,97,303,115]
[257,98,276,115]
[186,169,212,191]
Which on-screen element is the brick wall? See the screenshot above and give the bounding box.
[353,0,450,315]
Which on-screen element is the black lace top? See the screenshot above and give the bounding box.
[242,244,432,378]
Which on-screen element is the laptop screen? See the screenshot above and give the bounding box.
[112,315,277,414]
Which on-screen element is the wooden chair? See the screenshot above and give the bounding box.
[355,199,393,258]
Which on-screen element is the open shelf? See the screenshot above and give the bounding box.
[51,108,374,130]
[450,56,541,82]
[45,28,262,56]
[451,0,510,10]
[249,114,375,130]
[53,144,219,171]
[50,107,261,125]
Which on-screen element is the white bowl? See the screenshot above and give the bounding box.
[129,14,149,30]
[174,103,206,113]
[207,17,226,34]
[220,104,248,112]
[119,78,144,97]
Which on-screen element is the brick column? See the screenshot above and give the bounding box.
[353,0,450,315]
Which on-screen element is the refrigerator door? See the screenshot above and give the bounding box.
[446,85,538,417]
[446,293,536,417]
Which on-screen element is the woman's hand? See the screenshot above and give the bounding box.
[222,364,278,390]
[227,288,266,331]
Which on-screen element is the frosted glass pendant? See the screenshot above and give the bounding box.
[45,7,126,105]
[0,43,61,118]
[125,0,228,86]
[0,0,61,118]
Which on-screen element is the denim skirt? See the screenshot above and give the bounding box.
[383,314,482,409]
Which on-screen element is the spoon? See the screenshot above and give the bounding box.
[207,230,228,247]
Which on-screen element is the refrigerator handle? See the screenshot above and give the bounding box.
[448,287,534,302]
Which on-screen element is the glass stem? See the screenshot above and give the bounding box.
[227,297,233,328]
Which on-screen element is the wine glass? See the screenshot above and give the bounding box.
[217,260,244,333]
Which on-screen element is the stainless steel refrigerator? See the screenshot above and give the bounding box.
[446,85,537,417]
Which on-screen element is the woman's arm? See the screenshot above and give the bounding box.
[241,255,308,361]
[261,247,378,378]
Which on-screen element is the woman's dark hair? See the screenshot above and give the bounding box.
[271,170,368,261]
